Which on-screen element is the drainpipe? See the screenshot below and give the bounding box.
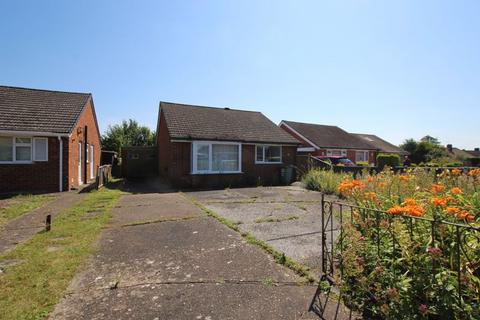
[58,136,63,192]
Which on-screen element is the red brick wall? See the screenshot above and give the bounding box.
[0,137,69,193]
[68,100,102,189]
[159,140,297,188]
[157,111,173,177]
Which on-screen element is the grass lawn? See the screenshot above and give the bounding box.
[0,194,57,229]
[0,180,124,320]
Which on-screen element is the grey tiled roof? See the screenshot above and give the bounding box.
[0,86,91,134]
[160,102,299,145]
[353,133,407,154]
[282,120,375,150]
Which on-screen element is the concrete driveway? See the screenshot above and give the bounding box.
[187,185,338,276]
[51,190,319,320]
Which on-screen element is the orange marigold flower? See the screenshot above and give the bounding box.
[405,205,425,217]
[465,214,475,222]
[399,175,410,182]
[431,184,445,193]
[403,198,417,206]
[387,205,404,215]
[468,169,480,177]
[431,197,448,208]
[338,179,365,194]
[446,207,461,215]
[450,187,463,195]
[367,176,375,183]
[364,192,377,201]
[378,182,386,188]
[451,168,462,175]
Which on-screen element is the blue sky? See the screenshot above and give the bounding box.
[1,1,479,149]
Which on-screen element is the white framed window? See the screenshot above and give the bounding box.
[0,136,13,162]
[15,137,32,162]
[33,138,48,161]
[356,150,369,163]
[0,136,40,163]
[326,149,347,157]
[86,143,90,163]
[255,145,282,164]
[192,141,241,174]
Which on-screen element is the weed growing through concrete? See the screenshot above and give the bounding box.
[184,194,316,284]
[262,277,275,287]
[254,215,299,224]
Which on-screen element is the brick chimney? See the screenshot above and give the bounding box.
[447,144,453,153]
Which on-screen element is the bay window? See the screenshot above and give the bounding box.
[0,136,48,163]
[256,145,282,163]
[192,141,241,174]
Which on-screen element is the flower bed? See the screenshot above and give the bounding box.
[311,168,480,319]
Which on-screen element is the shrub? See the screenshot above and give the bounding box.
[470,157,480,167]
[302,169,351,194]
[356,161,369,167]
[445,161,464,167]
[376,153,400,169]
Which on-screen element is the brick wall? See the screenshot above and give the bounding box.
[161,141,297,188]
[0,137,69,194]
[68,100,102,189]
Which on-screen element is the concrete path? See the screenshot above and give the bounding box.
[51,192,319,320]
[0,191,86,255]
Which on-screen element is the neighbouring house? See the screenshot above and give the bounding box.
[352,133,408,157]
[279,120,377,165]
[466,148,480,158]
[446,144,480,167]
[156,102,300,188]
[0,86,101,194]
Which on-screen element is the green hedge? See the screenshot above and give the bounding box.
[356,161,369,167]
[376,153,400,169]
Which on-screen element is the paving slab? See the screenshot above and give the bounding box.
[112,193,203,226]
[51,192,319,320]
[0,191,86,254]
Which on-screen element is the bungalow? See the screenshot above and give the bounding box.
[0,86,101,194]
[279,120,377,165]
[352,133,408,156]
[156,102,299,188]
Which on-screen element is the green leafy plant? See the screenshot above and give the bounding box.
[377,154,401,170]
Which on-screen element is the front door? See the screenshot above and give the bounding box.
[78,142,82,185]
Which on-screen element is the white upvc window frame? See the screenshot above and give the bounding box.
[355,150,369,163]
[326,149,347,157]
[255,145,283,164]
[33,137,48,162]
[191,141,242,174]
[0,136,50,164]
[0,136,32,164]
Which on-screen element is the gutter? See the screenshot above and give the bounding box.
[0,130,69,138]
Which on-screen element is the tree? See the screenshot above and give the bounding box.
[101,119,155,154]
[420,135,441,146]
[400,136,447,164]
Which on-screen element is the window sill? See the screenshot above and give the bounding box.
[0,161,34,165]
[255,162,283,165]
